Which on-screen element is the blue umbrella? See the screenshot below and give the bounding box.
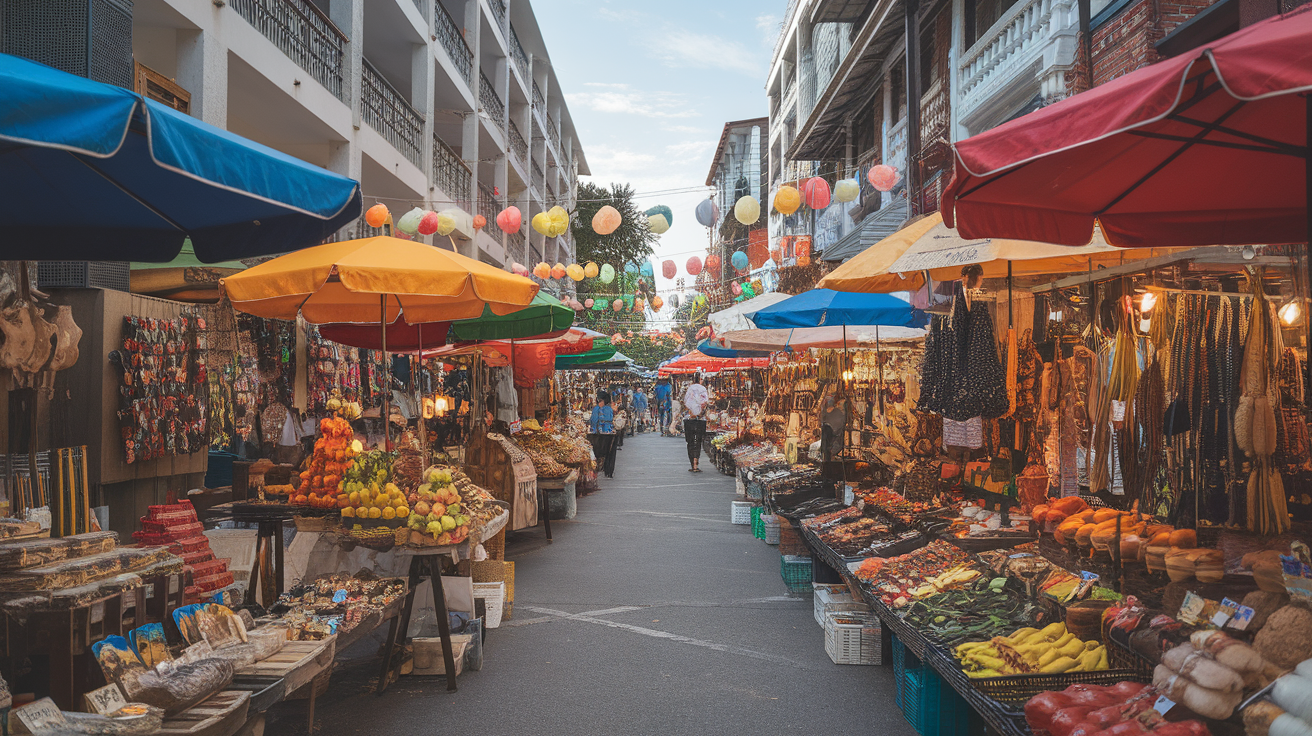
[0,53,361,262]
[696,338,771,359]
[750,289,927,329]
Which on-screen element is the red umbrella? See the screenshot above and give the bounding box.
[940,9,1312,249]
[318,319,452,354]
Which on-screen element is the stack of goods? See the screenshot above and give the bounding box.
[950,502,1035,540]
[337,449,403,520]
[1152,631,1269,720]
[857,487,946,526]
[518,429,593,477]
[1025,682,1213,736]
[1246,659,1312,736]
[779,496,847,521]
[900,575,1045,646]
[954,621,1109,677]
[0,532,183,609]
[270,573,407,640]
[132,501,232,596]
[854,539,976,607]
[394,466,504,548]
[767,466,835,508]
[293,416,363,509]
[392,429,427,489]
[816,517,894,556]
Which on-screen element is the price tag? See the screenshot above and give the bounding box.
[1111,400,1127,422]
[1210,610,1231,627]
[13,698,68,731]
[1227,603,1256,631]
[168,575,180,595]
[1153,696,1176,715]
[84,683,128,715]
[844,486,855,506]
[509,420,522,434]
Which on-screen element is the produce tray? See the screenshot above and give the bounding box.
[965,669,1148,712]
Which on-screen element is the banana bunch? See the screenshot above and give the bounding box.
[954,622,1109,678]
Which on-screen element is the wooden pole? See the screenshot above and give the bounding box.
[381,294,391,451]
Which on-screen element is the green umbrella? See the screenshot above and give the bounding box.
[447,292,574,342]
[554,338,616,368]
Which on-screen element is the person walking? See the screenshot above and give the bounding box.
[682,373,709,472]
[588,391,617,478]
[654,379,673,436]
[632,387,648,434]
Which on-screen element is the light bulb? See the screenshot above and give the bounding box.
[1279,300,1303,326]
[1242,245,1256,260]
[1138,292,1157,313]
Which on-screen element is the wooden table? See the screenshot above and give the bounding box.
[377,553,459,694]
[202,502,300,604]
[157,690,251,736]
[232,637,336,729]
[536,469,578,542]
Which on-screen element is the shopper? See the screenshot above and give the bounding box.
[614,395,628,450]
[654,379,673,436]
[588,391,617,478]
[682,373,709,472]
[632,387,648,434]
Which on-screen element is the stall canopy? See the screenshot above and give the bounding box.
[657,350,770,376]
[751,289,928,330]
[817,213,1187,293]
[707,292,793,334]
[939,10,1312,248]
[696,338,772,358]
[447,293,574,342]
[0,53,362,262]
[716,325,925,352]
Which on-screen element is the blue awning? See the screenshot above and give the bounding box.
[0,53,361,262]
[696,338,771,359]
[750,289,927,329]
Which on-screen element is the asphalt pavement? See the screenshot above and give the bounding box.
[269,430,912,735]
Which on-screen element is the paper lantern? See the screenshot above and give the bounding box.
[584,298,594,308]
[551,262,567,280]
[731,250,749,272]
[835,178,860,203]
[435,211,457,236]
[511,262,528,276]
[584,262,599,279]
[612,299,624,311]
[397,207,424,235]
[416,210,441,236]
[705,254,721,275]
[567,263,585,281]
[531,212,552,236]
[531,262,549,279]
[734,196,760,225]
[393,230,412,241]
[686,256,702,276]
[365,203,390,228]
[695,198,719,228]
[651,295,664,311]
[645,204,673,234]
[624,262,639,275]
[802,177,831,210]
[774,185,801,215]
[472,214,487,230]
[546,206,570,237]
[496,206,522,233]
[592,205,622,235]
[869,164,900,192]
[600,263,616,283]
[730,282,743,297]
[662,260,676,279]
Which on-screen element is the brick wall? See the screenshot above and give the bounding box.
[1064,0,1217,96]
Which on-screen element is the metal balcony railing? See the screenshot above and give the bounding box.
[478,181,500,220]
[509,119,528,167]
[532,159,544,189]
[362,58,424,167]
[487,0,507,33]
[412,0,424,11]
[479,72,505,132]
[434,0,473,84]
[510,25,529,81]
[231,0,346,100]
[433,134,472,210]
[546,112,561,153]
[532,80,545,113]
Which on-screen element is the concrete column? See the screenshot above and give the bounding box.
[175,26,226,129]
[330,0,364,130]
[414,41,436,243]
[461,0,481,260]
[950,0,966,142]
[882,73,893,208]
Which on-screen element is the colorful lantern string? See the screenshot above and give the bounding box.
[774,186,801,215]
[365,203,390,228]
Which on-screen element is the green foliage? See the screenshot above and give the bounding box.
[614,332,685,368]
[571,182,657,271]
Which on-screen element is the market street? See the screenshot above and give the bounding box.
[269,431,912,735]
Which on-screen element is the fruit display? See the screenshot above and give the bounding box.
[954,621,1109,677]
[1025,682,1213,736]
[398,466,472,545]
[295,416,361,508]
[855,539,975,607]
[338,449,407,522]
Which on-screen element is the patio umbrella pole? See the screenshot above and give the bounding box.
[1306,96,1311,409]
[381,294,391,451]
[417,324,426,456]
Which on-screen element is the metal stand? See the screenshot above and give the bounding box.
[377,553,459,694]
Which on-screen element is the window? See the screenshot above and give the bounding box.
[965,0,1023,48]
[920,25,937,90]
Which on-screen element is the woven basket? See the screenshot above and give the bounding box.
[483,528,506,561]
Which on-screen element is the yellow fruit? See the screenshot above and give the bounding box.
[367,507,381,519]
[382,507,396,520]
[397,506,409,517]
[348,491,360,506]
[341,507,355,518]
[392,497,406,508]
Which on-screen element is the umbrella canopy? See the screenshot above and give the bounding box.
[220,236,539,324]
[751,289,928,329]
[939,10,1312,247]
[717,326,926,352]
[555,343,618,368]
[317,319,452,354]
[447,293,574,342]
[697,337,772,358]
[129,238,246,302]
[707,291,793,334]
[817,213,1187,293]
[658,350,770,376]
[0,53,361,262]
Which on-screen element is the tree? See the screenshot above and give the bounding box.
[571,182,659,334]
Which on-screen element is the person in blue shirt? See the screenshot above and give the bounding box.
[588,391,617,478]
[632,388,649,433]
[654,380,673,436]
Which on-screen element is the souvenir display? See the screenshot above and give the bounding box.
[110,315,208,463]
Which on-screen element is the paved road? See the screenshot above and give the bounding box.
[269,431,912,735]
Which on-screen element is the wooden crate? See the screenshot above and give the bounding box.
[234,637,336,697]
[156,690,250,736]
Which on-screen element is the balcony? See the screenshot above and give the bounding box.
[487,0,508,33]
[231,0,346,100]
[510,25,529,82]
[362,58,424,168]
[545,112,561,154]
[508,119,528,168]
[887,119,908,173]
[532,80,545,114]
[478,181,500,221]
[957,0,1078,131]
[434,0,473,85]
[532,158,545,192]
[479,72,505,133]
[507,229,525,258]
[433,134,472,210]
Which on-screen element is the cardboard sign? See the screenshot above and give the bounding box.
[13,698,68,731]
[84,683,128,715]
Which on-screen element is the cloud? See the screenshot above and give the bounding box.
[566,90,699,119]
[665,140,715,161]
[582,82,630,89]
[648,30,761,76]
[755,14,781,47]
[660,124,704,134]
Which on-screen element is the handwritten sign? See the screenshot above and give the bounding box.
[84,683,128,715]
[13,698,68,732]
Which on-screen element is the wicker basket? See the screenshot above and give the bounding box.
[483,528,506,561]
[293,515,338,532]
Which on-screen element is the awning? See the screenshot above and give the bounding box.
[0,53,361,261]
[821,200,909,262]
[707,292,792,334]
[718,326,925,352]
[751,289,928,329]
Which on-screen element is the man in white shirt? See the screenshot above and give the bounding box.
[682,373,710,472]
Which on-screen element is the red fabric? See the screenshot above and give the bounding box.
[318,320,451,353]
[941,9,1312,247]
[658,350,769,376]
[487,341,556,387]
[748,228,770,269]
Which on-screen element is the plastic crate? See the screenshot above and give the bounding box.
[894,634,972,736]
[472,580,505,628]
[813,585,866,628]
[37,261,130,291]
[780,554,813,595]
[731,500,753,525]
[762,514,780,545]
[751,506,765,539]
[825,612,882,665]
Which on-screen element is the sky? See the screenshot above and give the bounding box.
[534,0,780,328]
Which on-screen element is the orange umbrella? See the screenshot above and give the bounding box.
[220,236,538,323]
